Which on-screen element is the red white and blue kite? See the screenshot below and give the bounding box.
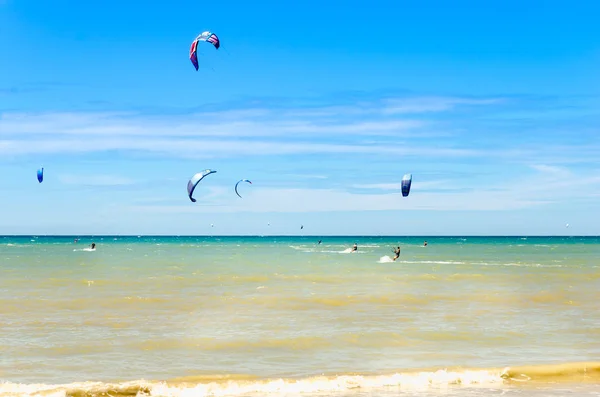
[189,31,220,71]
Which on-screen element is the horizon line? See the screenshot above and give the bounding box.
[0,234,593,238]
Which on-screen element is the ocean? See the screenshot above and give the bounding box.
[0,235,599,396]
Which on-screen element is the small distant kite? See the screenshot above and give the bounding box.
[235,179,252,198]
[401,173,412,197]
[37,167,44,183]
[187,169,216,202]
[189,31,220,71]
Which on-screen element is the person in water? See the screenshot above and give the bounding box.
[424,241,428,247]
[392,246,401,261]
[352,243,357,252]
[91,243,96,250]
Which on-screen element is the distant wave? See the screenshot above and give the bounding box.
[393,260,567,268]
[1,362,597,397]
[395,260,466,265]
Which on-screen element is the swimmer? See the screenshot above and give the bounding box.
[352,243,357,252]
[90,243,96,250]
[424,241,428,247]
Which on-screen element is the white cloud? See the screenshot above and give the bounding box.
[128,187,546,214]
[351,183,403,190]
[124,164,600,214]
[278,96,502,118]
[529,164,571,177]
[280,120,424,134]
[283,174,329,179]
[381,96,503,115]
[0,137,485,158]
[0,112,426,139]
[0,95,504,161]
[2,93,598,216]
[351,180,458,191]
[58,174,137,186]
[15,93,593,175]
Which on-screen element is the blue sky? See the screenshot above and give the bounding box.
[1,0,599,235]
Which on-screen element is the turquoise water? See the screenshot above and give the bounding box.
[1,236,599,396]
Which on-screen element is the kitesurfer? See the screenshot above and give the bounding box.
[392,246,401,261]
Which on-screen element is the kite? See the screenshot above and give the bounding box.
[401,173,412,197]
[235,179,252,198]
[189,31,220,71]
[187,169,216,202]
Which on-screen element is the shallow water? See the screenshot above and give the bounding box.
[1,236,599,396]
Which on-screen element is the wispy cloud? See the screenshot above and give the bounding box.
[381,96,504,115]
[2,92,599,212]
[1,91,599,234]
[2,93,598,181]
[351,180,459,192]
[529,164,571,177]
[128,165,600,214]
[58,174,137,186]
[0,112,424,138]
[351,183,403,191]
[0,94,507,159]
[128,186,545,214]
[0,137,488,158]
[283,174,329,179]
